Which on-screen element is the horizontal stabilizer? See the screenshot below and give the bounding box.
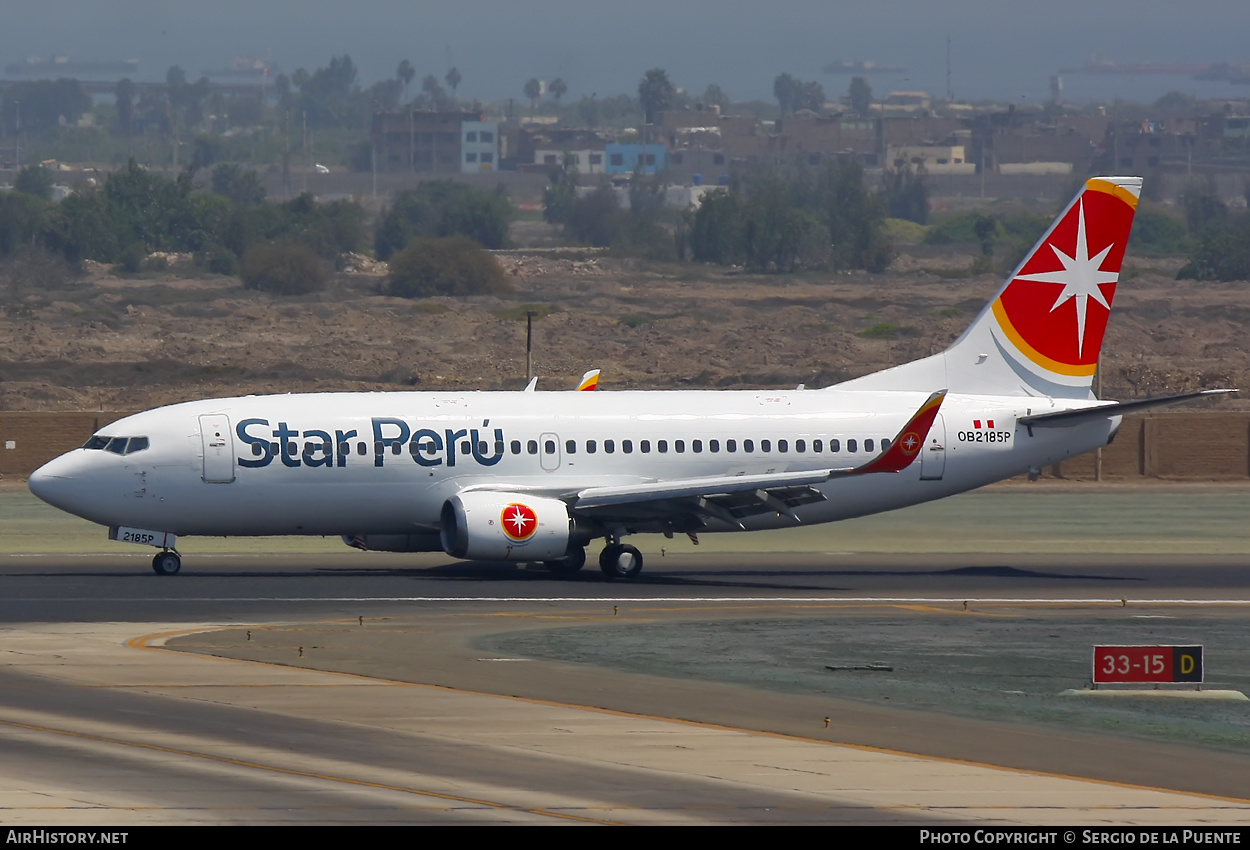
[1018,389,1237,428]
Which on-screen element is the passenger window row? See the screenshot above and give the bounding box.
[243,436,894,458]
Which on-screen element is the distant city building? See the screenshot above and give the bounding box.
[604,143,667,175]
[371,110,482,173]
[460,120,499,173]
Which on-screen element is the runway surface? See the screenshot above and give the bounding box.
[2,548,1250,825]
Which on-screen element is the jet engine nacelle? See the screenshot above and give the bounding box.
[440,491,571,561]
[341,533,442,553]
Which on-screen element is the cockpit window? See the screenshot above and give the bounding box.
[83,435,150,455]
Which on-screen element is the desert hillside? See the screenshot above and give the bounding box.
[0,243,1242,412]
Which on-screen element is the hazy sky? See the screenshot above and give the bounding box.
[4,1,1248,105]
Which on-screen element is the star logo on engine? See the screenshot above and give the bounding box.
[501,503,538,541]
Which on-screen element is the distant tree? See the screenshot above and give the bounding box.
[638,68,676,124]
[690,160,892,273]
[577,96,601,128]
[1152,91,1195,117]
[421,74,447,109]
[774,73,802,116]
[114,78,135,137]
[523,78,542,115]
[1178,214,1250,281]
[241,241,328,295]
[1,79,91,135]
[1182,184,1227,233]
[701,83,730,111]
[211,163,267,206]
[849,76,872,116]
[542,161,578,225]
[364,78,402,111]
[0,191,49,260]
[798,80,826,112]
[375,181,513,260]
[444,66,462,102]
[386,236,510,298]
[13,165,54,201]
[548,77,568,105]
[397,59,415,102]
[190,135,222,173]
[881,165,930,225]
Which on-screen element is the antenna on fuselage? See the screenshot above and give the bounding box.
[526,309,537,382]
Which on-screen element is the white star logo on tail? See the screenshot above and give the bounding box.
[1012,199,1119,357]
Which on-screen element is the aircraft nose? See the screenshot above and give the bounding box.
[28,456,72,510]
[28,452,100,517]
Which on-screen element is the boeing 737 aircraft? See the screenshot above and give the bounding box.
[28,177,1231,578]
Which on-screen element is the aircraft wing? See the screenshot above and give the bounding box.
[568,390,946,527]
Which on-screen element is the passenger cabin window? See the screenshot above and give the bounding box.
[675,440,685,453]
[544,440,556,454]
[761,439,771,452]
[658,440,668,453]
[813,439,822,452]
[848,439,858,453]
[709,439,720,452]
[865,439,874,452]
[743,439,754,452]
[692,440,703,453]
[357,442,367,455]
[882,438,891,450]
[566,440,577,454]
[641,440,651,453]
[586,440,597,454]
[527,440,539,455]
[604,439,615,454]
[623,439,633,453]
[778,439,788,453]
[830,439,840,452]
[511,440,522,455]
[796,439,806,453]
[727,439,737,452]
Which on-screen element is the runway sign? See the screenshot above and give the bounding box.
[1093,645,1203,684]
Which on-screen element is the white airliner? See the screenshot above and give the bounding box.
[28,177,1231,578]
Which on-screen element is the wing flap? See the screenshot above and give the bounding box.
[570,390,947,516]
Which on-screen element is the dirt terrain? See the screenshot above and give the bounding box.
[0,238,1245,412]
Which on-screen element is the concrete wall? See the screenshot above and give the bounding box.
[1,411,136,478]
[5,410,1250,483]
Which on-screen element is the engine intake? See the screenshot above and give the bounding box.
[440,491,571,561]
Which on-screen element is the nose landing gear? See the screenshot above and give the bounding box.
[152,550,182,576]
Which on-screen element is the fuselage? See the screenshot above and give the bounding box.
[28,387,1117,539]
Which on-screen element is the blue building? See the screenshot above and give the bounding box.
[603,143,667,175]
[461,121,499,173]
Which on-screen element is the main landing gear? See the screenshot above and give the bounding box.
[599,542,643,580]
[151,550,182,576]
[542,539,645,581]
[544,544,587,577]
